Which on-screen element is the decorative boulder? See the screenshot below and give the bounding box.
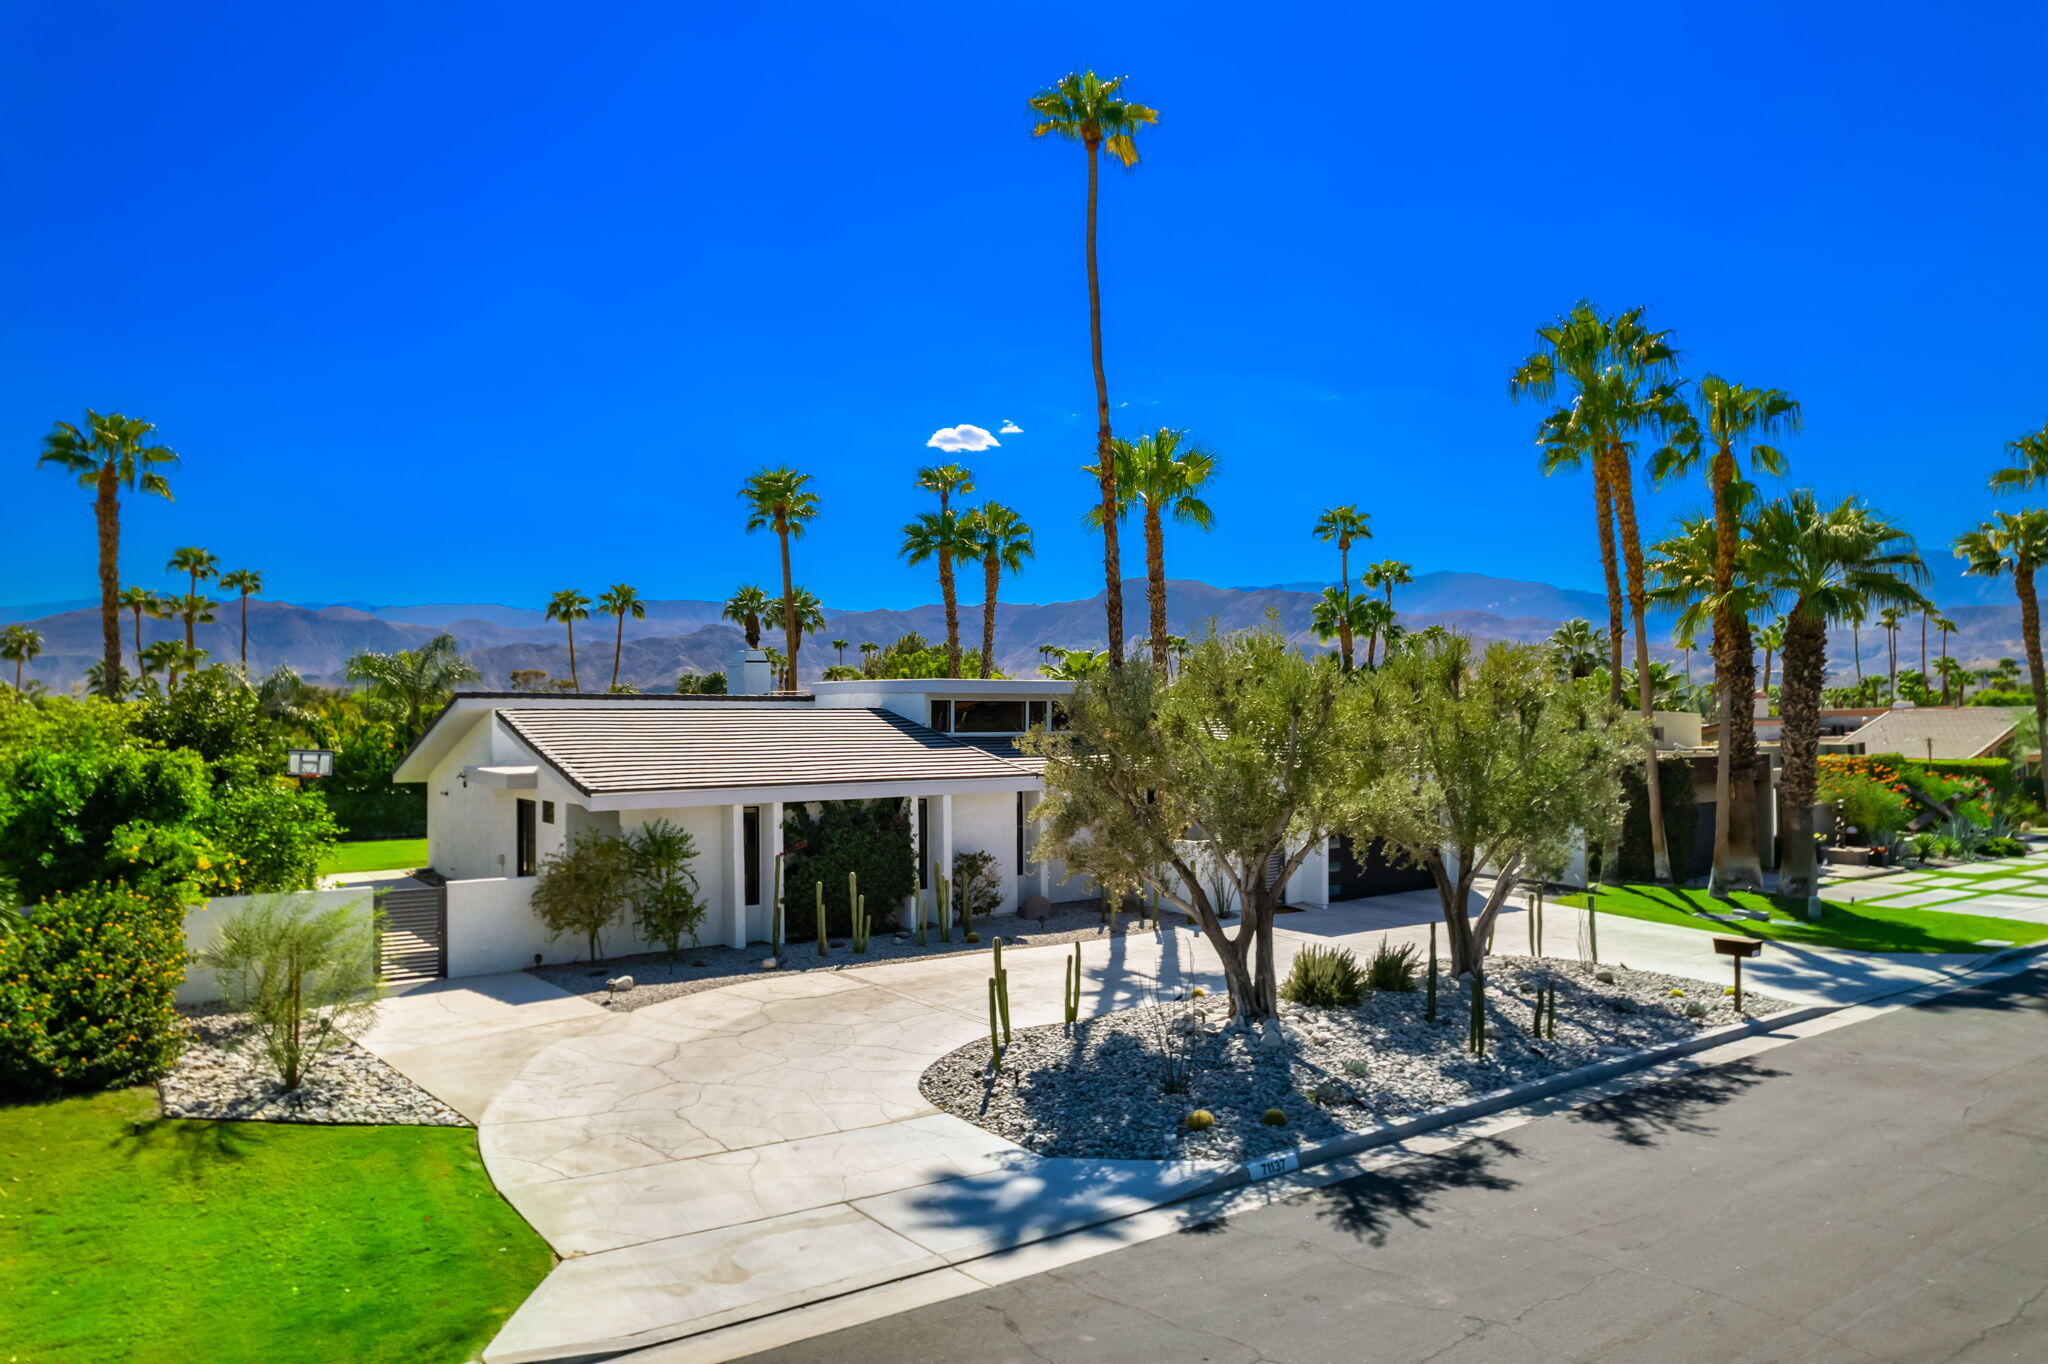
[759,958,779,971]
[1018,894,1055,922]
[605,975,635,992]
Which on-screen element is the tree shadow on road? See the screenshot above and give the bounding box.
[1303,1136,1523,1247]
[1567,1058,1783,1148]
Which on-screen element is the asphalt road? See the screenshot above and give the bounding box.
[749,966,2048,1364]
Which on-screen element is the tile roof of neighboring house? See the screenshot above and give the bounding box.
[495,706,1036,796]
[1840,707,2020,761]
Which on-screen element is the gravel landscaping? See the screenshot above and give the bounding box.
[536,899,1171,1012]
[158,1008,467,1127]
[921,955,1793,1163]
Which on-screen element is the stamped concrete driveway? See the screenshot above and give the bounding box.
[354,890,2029,1363]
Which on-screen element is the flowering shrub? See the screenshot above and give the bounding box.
[1815,768,1913,836]
[0,883,188,1098]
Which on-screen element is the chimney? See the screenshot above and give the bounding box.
[737,649,772,695]
[1753,690,1770,719]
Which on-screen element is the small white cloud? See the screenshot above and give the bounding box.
[998,420,1022,434]
[926,424,1000,453]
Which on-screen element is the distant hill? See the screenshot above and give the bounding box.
[5,573,2035,692]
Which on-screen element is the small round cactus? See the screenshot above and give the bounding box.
[1669,988,1685,997]
[1190,985,1208,998]
[1185,1109,1216,1130]
[1261,1107,1288,1127]
[1722,985,1737,995]
[1343,1059,1369,1078]
[964,931,981,943]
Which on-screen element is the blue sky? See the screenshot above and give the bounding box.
[4,2,2045,618]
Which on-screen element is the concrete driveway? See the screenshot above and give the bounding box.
[352,889,2032,1363]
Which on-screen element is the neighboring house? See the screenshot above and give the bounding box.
[1825,706,2023,763]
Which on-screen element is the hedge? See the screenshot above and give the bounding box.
[781,799,917,939]
[1597,755,1699,883]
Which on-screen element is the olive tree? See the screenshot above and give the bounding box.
[1343,635,1634,976]
[205,894,381,1091]
[1024,626,1352,1022]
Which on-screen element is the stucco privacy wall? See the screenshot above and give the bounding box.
[176,888,375,1005]
[445,875,668,978]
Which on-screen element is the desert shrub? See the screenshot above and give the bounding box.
[0,884,188,1098]
[782,799,916,939]
[531,831,638,960]
[1816,769,1913,837]
[204,895,382,1090]
[1909,831,1941,861]
[1982,836,2027,858]
[629,819,708,957]
[951,849,1003,924]
[1364,938,1421,992]
[1279,944,1365,1007]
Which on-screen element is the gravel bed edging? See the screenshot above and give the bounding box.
[158,1009,469,1127]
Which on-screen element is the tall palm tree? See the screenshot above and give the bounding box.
[1513,302,1690,884]
[596,584,645,690]
[830,637,850,667]
[1090,427,1217,672]
[166,546,219,651]
[913,465,976,676]
[1988,416,2048,494]
[739,467,820,686]
[1656,374,1795,890]
[1675,621,1696,686]
[1029,70,1158,667]
[963,502,1034,679]
[859,640,880,673]
[1040,647,1111,680]
[1355,597,1398,667]
[1756,619,1785,697]
[118,585,158,679]
[900,511,979,678]
[776,588,827,689]
[1,625,43,693]
[1311,506,1372,669]
[1876,605,1904,702]
[140,638,186,687]
[1546,617,1606,682]
[1937,654,1970,706]
[218,568,263,672]
[1956,509,2048,766]
[1363,559,1413,611]
[545,589,592,690]
[721,584,770,650]
[1751,492,1927,901]
[37,411,178,697]
[346,632,481,739]
[1934,613,1958,676]
[168,593,216,658]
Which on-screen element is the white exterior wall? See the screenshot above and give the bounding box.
[1286,836,1331,909]
[950,790,1024,915]
[177,888,377,1005]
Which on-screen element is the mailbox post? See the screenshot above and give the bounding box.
[1711,933,1763,1011]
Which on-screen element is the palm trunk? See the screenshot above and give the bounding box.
[95,471,122,698]
[1762,644,1773,695]
[1710,448,1737,891]
[1145,503,1168,673]
[2018,565,2047,782]
[1920,613,1928,681]
[980,551,999,679]
[1606,444,1671,883]
[1593,462,1627,882]
[1723,613,1764,889]
[1337,543,1354,671]
[565,619,580,691]
[131,607,144,680]
[1778,608,1828,899]
[939,552,961,680]
[238,591,250,670]
[1887,632,1897,703]
[1083,135,1123,665]
[1852,624,1863,682]
[778,524,798,690]
[610,613,625,690]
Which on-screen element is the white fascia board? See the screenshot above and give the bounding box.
[463,765,539,789]
[585,774,1041,812]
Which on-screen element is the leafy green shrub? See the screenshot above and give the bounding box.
[132,667,281,777]
[531,831,639,960]
[782,799,916,939]
[628,819,708,957]
[1365,938,1420,992]
[951,849,1003,924]
[1817,769,1914,836]
[205,895,381,1090]
[0,884,188,1098]
[1888,754,2015,796]
[1279,945,1365,1007]
[1910,831,1941,861]
[1604,754,1699,882]
[1982,836,2027,858]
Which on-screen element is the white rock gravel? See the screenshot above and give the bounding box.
[158,1009,467,1127]
[921,956,1791,1163]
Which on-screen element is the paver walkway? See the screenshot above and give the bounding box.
[352,883,2037,1363]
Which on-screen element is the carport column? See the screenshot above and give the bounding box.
[723,804,747,949]
[1027,790,1050,897]
[929,792,954,903]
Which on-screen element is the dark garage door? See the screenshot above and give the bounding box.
[1328,834,1434,900]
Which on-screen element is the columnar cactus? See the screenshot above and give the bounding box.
[1468,969,1486,1056]
[1545,980,1557,1039]
[936,867,952,943]
[1587,889,1599,964]
[1063,941,1082,1027]
[815,881,827,957]
[1426,922,1438,1023]
[852,892,871,953]
[771,854,785,956]
[987,976,1003,1073]
[991,936,1012,1044]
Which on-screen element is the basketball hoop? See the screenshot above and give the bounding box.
[286,749,335,779]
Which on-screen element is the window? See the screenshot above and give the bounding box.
[917,798,930,889]
[541,800,556,824]
[953,699,1029,733]
[929,699,953,731]
[1049,700,1071,731]
[743,806,762,906]
[515,799,537,877]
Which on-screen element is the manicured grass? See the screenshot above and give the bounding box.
[1555,883,2048,955]
[318,837,429,876]
[0,1088,551,1364]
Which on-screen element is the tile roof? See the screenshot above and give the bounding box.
[496,706,1036,795]
[1841,707,2020,761]
[959,737,1047,774]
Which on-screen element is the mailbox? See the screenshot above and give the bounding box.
[1710,935,1762,1011]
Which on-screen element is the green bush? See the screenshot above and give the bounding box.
[1279,944,1365,1007]
[313,721,426,839]
[1982,836,2027,858]
[1888,755,2015,796]
[628,819,708,957]
[783,799,916,939]
[132,667,281,777]
[952,849,1003,924]
[1364,937,1420,992]
[0,884,188,1098]
[1607,754,1699,882]
[205,894,381,1090]
[1816,769,1914,836]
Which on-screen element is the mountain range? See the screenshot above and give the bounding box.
[2,570,2034,693]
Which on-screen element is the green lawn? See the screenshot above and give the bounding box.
[1555,883,2048,955]
[318,837,429,876]
[0,1088,551,1364]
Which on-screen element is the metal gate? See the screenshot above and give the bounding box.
[375,881,447,985]
[1328,834,1434,900]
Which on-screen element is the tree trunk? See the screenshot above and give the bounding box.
[1606,444,1671,883]
[980,551,998,679]
[1080,136,1124,665]
[1777,608,1828,899]
[1427,849,1484,976]
[131,607,144,681]
[2018,564,2047,780]
[778,523,798,689]
[1722,613,1764,889]
[939,550,961,679]
[1337,542,1354,671]
[1145,503,1168,673]
[238,592,250,670]
[565,619,579,691]
[611,613,625,690]
[1593,464,1627,882]
[95,470,122,698]
[1709,447,1737,891]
